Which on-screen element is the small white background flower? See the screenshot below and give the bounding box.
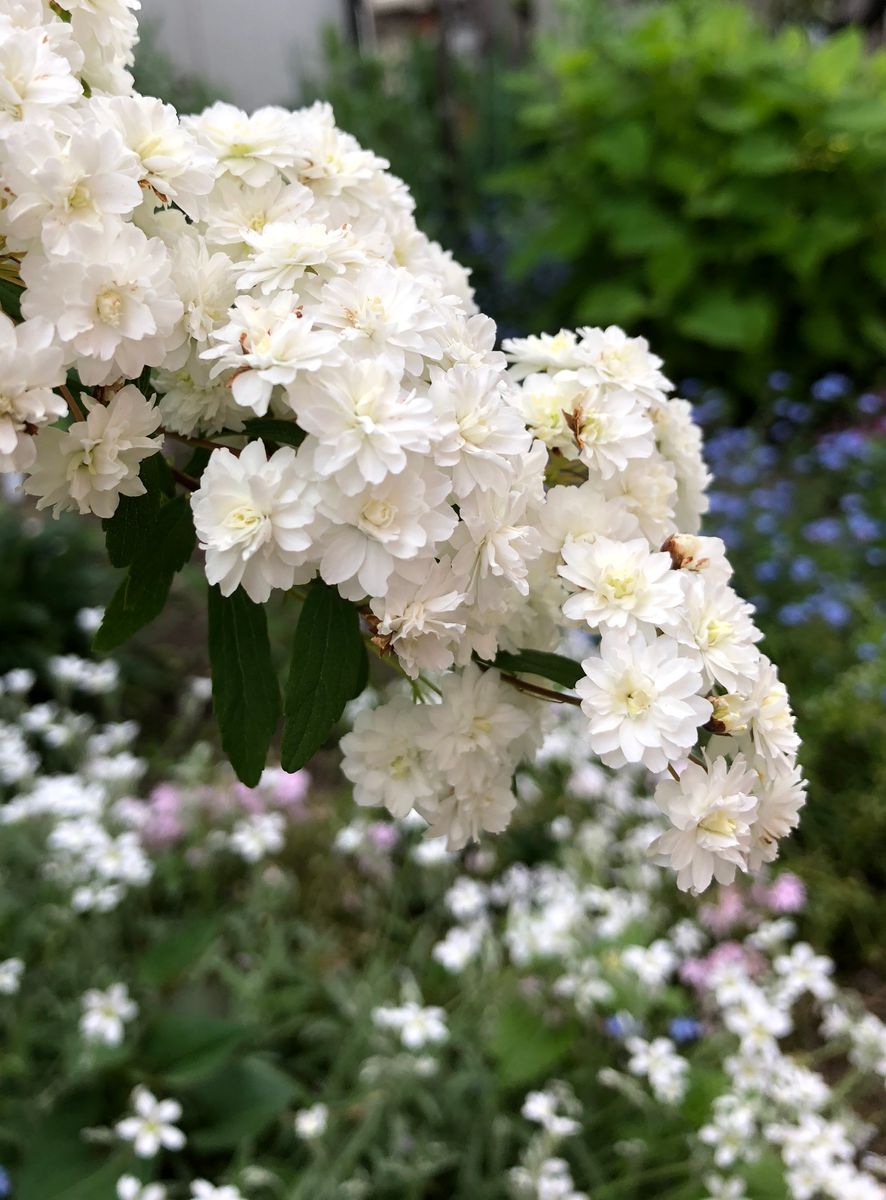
[190,1181,244,1200]
[80,982,138,1047]
[0,957,24,995]
[116,1086,185,1158]
[293,1102,329,1141]
[117,1176,167,1200]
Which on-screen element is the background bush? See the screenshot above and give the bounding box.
[306,2,886,409]
[498,0,886,406]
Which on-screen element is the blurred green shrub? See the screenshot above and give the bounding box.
[496,1,886,405]
[0,501,111,677]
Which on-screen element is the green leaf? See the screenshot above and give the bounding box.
[860,312,886,357]
[676,289,775,351]
[488,1000,576,1088]
[806,28,863,95]
[141,1013,248,1084]
[577,281,647,327]
[208,584,281,786]
[14,1097,126,1200]
[17,1155,127,1200]
[486,649,583,691]
[188,1056,297,1151]
[0,278,23,320]
[696,96,767,134]
[242,417,306,448]
[281,580,367,772]
[183,444,212,481]
[94,493,195,652]
[138,916,220,987]
[132,363,153,398]
[589,120,651,180]
[101,453,174,568]
[729,133,798,176]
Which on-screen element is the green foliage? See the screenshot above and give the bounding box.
[207,584,282,786]
[489,999,578,1087]
[94,493,196,652]
[496,1,886,404]
[281,581,368,773]
[102,453,175,569]
[1,678,871,1199]
[485,649,585,691]
[0,502,112,676]
[0,277,23,321]
[241,417,307,449]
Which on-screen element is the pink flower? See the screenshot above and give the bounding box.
[680,942,765,992]
[699,886,746,935]
[230,767,311,817]
[767,872,807,913]
[264,767,311,813]
[367,821,399,852]
[680,958,711,990]
[144,784,183,847]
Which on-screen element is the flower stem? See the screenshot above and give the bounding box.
[162,429,239,455]
[497,671,583,707]
[170,464,198,492]
[59,384,85,422]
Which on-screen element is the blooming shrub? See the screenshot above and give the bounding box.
[1,668,884,1199]
[0,0,805,892]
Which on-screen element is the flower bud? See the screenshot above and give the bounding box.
[662,533,708,571]
[705,693,748,735]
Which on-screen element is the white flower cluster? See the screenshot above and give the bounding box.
[341,330,803,877]
[359,979,449,1085]
[510,1082,587,1200]
[415,720,886,1200]
[0,666,154,911]
[1,0,803,885]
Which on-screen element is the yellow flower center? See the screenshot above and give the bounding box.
[604,571,638,602]
[699,810,737,838]
[225,505,264,532]
[624,687,651,718]
[705,617,733,646]
[67,181,91,211]
[360,498,395,532]
[96,289,124,326]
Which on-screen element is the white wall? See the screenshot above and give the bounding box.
[139,0,345,111]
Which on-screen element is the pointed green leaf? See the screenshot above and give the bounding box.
[132,363,153,398]
[487,649,584,691]
[102,453,174,568]
[94,494,195,652]
[207,585,280,786]
[188,1057,297,1151]
[489,999,577,1087]
[137,916,221,987]
[0,278,23,320]
[141,1013,249,1084]
[242,417,306,448]
[281,581,367,772]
